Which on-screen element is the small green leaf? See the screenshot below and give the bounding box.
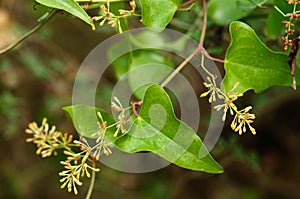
[222,21,300,93]
[115,84,223,173]
[36,0,93,26]
[63,105,117,142]
[208,0,253,25]
[140,0,182,31]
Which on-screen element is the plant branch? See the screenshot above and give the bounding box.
[196,0,224,63]
[85,161,96,199]
[131,101,143,117]
[0,9,57,56]
[178,0,196,8]
[161,51,197,87]
[197,45,225,63]
[161,0,224,87]
[199,0,207,47]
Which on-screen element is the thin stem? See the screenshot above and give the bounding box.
[82,3,102,10]
[131,101,143,117]
[161,51,197,87]
[178,0,196,8]
[161,0,224,87]
[274,6,287,17]
[198,46,225,63]
[199,0,207,47]
[0,9,57,56]
[196,0,224,63]
[197,0,224,63]
[177,3,196,11]
[85,161,96,199]
[200,54,215,80]
[293,2,297,13]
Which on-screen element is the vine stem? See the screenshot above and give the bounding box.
[85,161,96,199]
[178,0,196,8]
[161,0,224,87]
[161,52,197,87]
[199,0,207,47]
[0,9,57,56]
[197,0,224,63]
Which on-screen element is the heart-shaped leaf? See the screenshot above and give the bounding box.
[36,0,93,26]
[222,21,300,93]
[64,86,223,173]
[140,0,182,31]
[114,84,223,173]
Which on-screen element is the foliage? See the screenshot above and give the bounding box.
[140,0,182,30]
[222,21,299,93]
[36,0,93,26]
[1,0,299,198]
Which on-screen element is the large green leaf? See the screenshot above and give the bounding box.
[115,84,223,173]
[36,0,93,26]
[64,86,223,173]
[222,21,300,93]
[208,0,253,25]
[140,0,182,31]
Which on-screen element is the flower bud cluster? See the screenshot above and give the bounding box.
[201,77,256,135]
[280,0,300,50]
[92,0,137,32]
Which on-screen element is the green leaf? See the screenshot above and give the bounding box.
[114,84,223,173]
[222,21,300,93]
[208,0,253,25]
[36,0,93,26]
[63,105,117,142]
[140,0,182,31]
[64,87,223,173]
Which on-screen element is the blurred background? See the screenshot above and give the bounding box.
[1,0,300,198]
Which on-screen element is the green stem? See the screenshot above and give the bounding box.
[161,51,197,87]
[293,2,297,14]
[274,6,286,17]
[200,54,216,84]
[0,9,57,56]
[85,161,96,199]
[177,2,196,11]
[82,3,102,9]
